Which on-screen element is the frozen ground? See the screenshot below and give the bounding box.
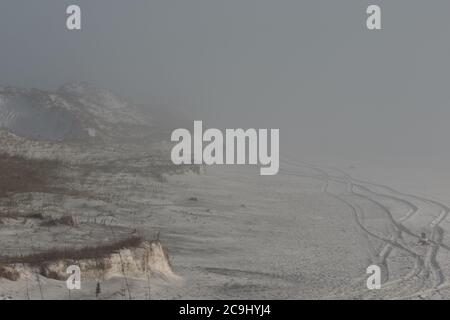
[151,165,367,299]
[147,162,450,299]
[0,148,450,299]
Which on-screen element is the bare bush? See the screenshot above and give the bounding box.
[0,265,20,281]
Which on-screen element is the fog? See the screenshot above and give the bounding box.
[1,0,450,168]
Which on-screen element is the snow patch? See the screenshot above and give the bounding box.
[87,128,96,137]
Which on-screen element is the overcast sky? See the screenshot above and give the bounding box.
[1,0,450,167]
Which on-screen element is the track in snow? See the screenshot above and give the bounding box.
[279,157,450,299]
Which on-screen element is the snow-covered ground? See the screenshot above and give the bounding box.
[1,154,450,299]
[145,163,450,299]
[0,83,449,299]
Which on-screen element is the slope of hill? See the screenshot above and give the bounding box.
[0,83,157,143]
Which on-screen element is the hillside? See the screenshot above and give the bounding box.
[0,83,164,144]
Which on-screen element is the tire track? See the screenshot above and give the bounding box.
[279,169,420,269]
[279,158,449,297]
[279,168,421,298]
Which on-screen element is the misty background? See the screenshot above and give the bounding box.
[1,0,450,170]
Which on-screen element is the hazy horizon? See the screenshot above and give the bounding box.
[1,0,450,167]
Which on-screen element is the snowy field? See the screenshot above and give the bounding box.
[0,150,450,299]
[0,82,448,299]
[150,162,450,299]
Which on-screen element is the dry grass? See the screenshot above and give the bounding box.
[0,265,20,281]
[0,153,61,197]
[0,235,144,265]
[40,215,76,227]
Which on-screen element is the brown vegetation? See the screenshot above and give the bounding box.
[0,265,20,281]
[0,235,144,265]
[0,153,61,197]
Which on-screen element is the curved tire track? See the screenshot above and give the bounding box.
[279,158,449,297]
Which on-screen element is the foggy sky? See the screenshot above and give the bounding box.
[1,0,450,167]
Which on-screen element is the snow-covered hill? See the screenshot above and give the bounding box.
[0,83,154,142]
